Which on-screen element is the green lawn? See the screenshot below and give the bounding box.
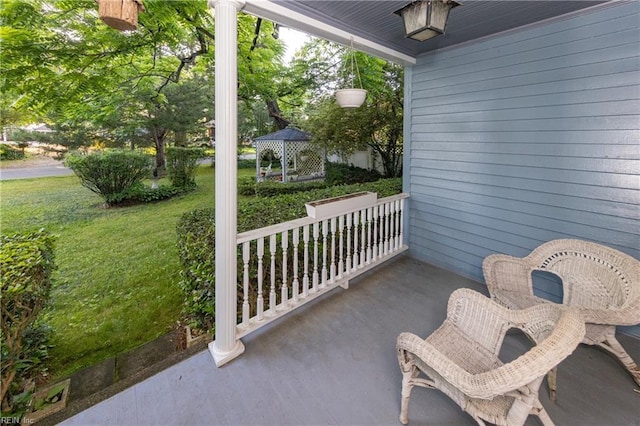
[1,165,254,378]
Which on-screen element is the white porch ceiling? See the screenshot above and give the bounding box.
[246,0,611,63]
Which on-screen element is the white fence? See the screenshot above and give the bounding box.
[235,193,409,338]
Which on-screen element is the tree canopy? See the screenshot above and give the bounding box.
[1,0,403,174]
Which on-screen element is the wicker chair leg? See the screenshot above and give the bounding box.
[536,406,555,426]
[398,349,418,425]
[399,379,412,425]
[596,334,640,387]
[546,367,557,402]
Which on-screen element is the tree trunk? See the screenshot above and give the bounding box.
[153,128,167,171]
[175,130,187,147]
[266,99,290,130]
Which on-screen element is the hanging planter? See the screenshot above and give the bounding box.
[335,89,368,108]
[98,0,145,31]
[335,38,367,108]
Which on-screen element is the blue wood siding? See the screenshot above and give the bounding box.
[404,1,640,324]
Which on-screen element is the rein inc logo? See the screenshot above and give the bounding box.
[1,416,34,424]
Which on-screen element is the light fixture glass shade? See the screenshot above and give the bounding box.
[395,0,460,41]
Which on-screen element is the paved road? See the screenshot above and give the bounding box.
[0,163,74,180]
[0,154,256,181]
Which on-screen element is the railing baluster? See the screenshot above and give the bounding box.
[303,225,310,298]
[338,215,344,280]
[400,198,405,247]
[360,209,366,268]
[346,213,353,274]
[383,203,391,255]
[281,230,289,309]
[372,204,379,262]
[353,211,360,270]
[388,201,396,253]
[257,237,264,321]
[331,217,337,282]
[394,200,400,251]
[366,207,372,265]
[242,241,250,326]
[313,222,320,293]
[269,234,277,313]
[321,219,328,288]
[292,227,300,303]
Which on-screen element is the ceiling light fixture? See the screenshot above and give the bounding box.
[394,0,460,42]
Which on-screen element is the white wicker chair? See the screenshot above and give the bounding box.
[397,288,584,426]
[483,239,640,399]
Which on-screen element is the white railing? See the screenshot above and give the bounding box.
[235,192,409,338]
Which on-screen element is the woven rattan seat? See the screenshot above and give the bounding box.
[397,288,584,425]
[483,239,640,398]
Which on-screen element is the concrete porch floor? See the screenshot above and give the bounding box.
[60,255,640,426]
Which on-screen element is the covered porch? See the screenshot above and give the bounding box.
[59,256,640,425]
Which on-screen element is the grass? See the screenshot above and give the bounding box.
[0,165,254,379]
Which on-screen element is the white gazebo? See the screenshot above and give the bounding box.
[254,127,325,183]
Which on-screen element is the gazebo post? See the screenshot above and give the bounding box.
[209,0,245,367]
[282,138,287,183]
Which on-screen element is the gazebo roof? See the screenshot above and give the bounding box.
[254,127,311,142]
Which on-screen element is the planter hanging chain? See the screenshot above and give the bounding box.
[349,37,364,89]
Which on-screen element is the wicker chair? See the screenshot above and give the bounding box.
[397,288,585,426]
[483,239,640,398]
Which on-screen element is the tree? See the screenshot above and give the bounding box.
[302,41,404,177]
[0,0,286,166]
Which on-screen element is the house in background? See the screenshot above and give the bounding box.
[327,147,389,175]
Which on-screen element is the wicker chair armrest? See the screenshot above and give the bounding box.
[579,297,640,326]
[483,254,535,296]
[470,306,585,397]
[397,307,585,400]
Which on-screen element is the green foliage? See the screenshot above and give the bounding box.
[246,180,329,197]
[123,184,185,203]
[238,162,381,197]
[301,40,404,177]
[0,230,56,413]
[325,162,381,186]
[237,159,257,169]
[176,209,216,330]
[64,150,153,205]
[176,178,402,328]
[165,147,205,189]
[1,0,288,156]
[0,144,25,160]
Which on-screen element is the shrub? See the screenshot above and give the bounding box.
[0,230,56,415]
[325,162,381,186]
[177,178,402,329]
[165,147,205,189]
[0,144,25,161]
[237,159,256,169]
[123,184,185,203]
[65,150,153,206]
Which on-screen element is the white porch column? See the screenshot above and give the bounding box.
[209,0,245,367]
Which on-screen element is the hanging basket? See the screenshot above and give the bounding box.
[99,0,144,31]
[335,88,367,108]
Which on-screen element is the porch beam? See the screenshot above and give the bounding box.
[243,0,416,66]
[209,0,245,367]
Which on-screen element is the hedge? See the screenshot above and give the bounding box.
[239,162,381,197]
[0,230,56,416]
